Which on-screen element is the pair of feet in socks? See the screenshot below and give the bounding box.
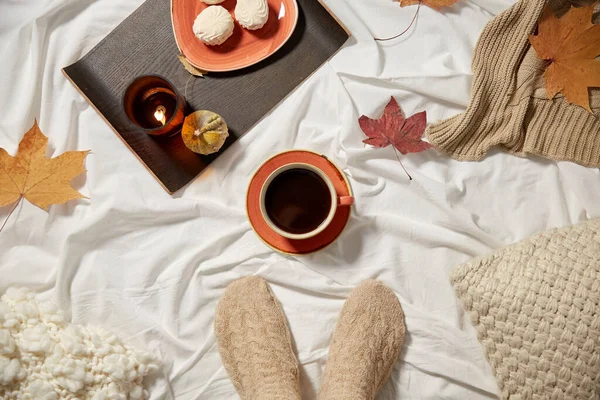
[214,277,406,399]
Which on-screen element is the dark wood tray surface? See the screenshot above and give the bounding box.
[63,0,349,193]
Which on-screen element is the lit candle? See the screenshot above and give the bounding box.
[123,75,186,136]
[154,105,167,126]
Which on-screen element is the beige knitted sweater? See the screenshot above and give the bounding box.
[452,219,600,399]
[426,0,600,167]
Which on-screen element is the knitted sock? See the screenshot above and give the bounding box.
[318,280,406,400]
[214,276,301,400]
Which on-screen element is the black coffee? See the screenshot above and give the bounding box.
[265,168,332,234]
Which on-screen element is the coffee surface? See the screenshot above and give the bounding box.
[265,168,332,234]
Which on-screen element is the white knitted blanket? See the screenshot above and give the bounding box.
[452,219,600,399]
[0,288,158,400]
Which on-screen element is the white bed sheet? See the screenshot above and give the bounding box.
[1,0,599,398]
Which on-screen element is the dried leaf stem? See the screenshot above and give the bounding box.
[391,146,413,180]
[0,196,22,234]
[375,1,422,41]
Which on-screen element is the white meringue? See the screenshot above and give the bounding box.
[193,6,235,46]
[235,0,269,30]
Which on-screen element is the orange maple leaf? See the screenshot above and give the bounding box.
[398,0,458,11]
[0,121,89,230]
[529,4,600,112]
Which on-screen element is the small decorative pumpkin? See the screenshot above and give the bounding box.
[182,110,229,155]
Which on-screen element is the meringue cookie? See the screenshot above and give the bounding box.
[193,6,235,46]
[201,0,224,3]
[235,0,269,30]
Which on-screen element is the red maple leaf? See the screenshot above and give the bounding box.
[359,97,432,179]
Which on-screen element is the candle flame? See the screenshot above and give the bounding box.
[154,105,167,126]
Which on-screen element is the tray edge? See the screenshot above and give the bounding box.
[62,67,175,194]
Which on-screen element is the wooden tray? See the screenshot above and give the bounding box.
[63,0,348,193]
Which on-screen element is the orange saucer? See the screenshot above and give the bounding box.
[247,150,352,255]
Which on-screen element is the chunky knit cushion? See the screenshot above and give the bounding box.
[451,219,600,399]
[426,0,600,167]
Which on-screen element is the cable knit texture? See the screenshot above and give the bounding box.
[318,280,405,400]
[451,219,600,399]
[214,276,301,400]
[0,288,158,400]
[426,0,600,167]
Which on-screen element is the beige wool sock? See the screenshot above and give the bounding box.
[318,280,406,400]
[214,276,301,400]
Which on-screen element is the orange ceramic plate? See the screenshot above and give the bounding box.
[247,150,352,255]
[171,0,299,72]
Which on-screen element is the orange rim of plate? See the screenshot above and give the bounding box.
[171,0,299,72]
[246,150,352,255]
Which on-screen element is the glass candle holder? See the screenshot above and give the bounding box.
[123,75,186,136]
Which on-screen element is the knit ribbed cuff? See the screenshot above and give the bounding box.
[520,99,600,167]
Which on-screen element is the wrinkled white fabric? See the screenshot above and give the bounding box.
[0,288,158,399]
[1,0,599,399]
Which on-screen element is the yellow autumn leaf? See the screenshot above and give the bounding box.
[0,120,89,212]
[398,0,458,11]
[529,5,600,112]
